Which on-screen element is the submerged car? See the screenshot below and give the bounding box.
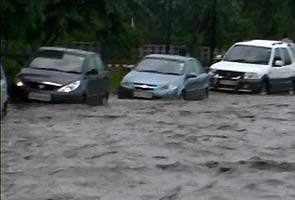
[1,60,9,117]
[16,47,110,105]
[118,54,209,100]
[209,40,295,94]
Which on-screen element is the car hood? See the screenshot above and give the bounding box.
[210,61,269,73]
[123,71,183,86]
[18,67,82,85]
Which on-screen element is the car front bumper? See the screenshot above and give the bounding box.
[16,86,85,103]
[210,77,262,92]
[118,86,178,99]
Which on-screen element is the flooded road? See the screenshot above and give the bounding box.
[2,92,295,200]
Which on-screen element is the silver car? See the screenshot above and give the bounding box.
[1,61,8,117]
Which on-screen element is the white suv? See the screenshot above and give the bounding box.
[209,40,295,94]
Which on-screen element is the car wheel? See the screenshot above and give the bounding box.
[1,101,8,118]
[118,90,130,99]
[205,88,209,99]
[98,93,109,106]
[181,90,187,100]
[196,88,208,100]
[118,92,125,99]
[258,81,269,95]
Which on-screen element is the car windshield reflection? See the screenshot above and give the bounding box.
[28,50,85,74]
[223,45,271,65]
[136,58,185,75]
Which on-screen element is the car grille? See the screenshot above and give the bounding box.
[216,70,244,79]
[134,83,157,91]
[25,81,60,91]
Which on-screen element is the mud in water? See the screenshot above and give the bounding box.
[1,92,295,200]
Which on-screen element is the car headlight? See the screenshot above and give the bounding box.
[121,81,133,88]
[57,80,80,93]
[244,72,259,79]
[160,83,178,90]
[208,69,217,76]
[16,79,24,87]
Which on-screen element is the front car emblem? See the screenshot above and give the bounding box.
[140,85,150,89]
[38,84,45,89]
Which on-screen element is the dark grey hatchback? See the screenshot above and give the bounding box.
[16,47,110,105]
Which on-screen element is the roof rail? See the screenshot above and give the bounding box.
[272,42,283,46]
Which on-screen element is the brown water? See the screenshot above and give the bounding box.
[2,92,295,200]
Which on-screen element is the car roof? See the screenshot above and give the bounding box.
[144,54,195,62]
[234,40,292,48]
[38,46,96,56]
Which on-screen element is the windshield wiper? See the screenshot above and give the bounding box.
[248,60,268,64]
[30,66,66,72]
[64,70,81,74]
[30,67,81,74]
[164,72,181,75]
[226,58,249,63]
[137,70,162,73]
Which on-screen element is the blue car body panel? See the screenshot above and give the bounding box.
[119,54,209,99]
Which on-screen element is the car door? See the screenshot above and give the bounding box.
[269,48,293,92]
[94,54,110,96]
[184,59,209,98]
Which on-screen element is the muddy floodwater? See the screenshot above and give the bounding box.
[1,92,295,200]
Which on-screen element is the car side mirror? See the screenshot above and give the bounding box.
[124,65,135,70]
[186,72,197,79]
[273,60,284,67]
[86,69,98,75]
[214,55,223,61]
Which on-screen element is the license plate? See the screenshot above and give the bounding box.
[133,90,153,99]
[28,92,51,101]
[219,80,237,86]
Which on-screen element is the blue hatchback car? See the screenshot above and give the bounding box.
[118,54,209,100]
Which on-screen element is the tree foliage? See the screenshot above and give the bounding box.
[1,0,295,61]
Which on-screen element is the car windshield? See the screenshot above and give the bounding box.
[223,45,271,65]
[136,58,185,75]
[28,50,85,73]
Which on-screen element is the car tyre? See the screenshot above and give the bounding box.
[118,89,130,99]
[258,81,269,95]
[181,90,187,100]
[97,94,108,106]
[1,101,8,118]
[196,88,209,100]
[292,80,295,95]
[99,93,109,106]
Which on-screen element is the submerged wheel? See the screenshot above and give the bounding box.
[181,90,187,100]
[197,88,209,100]
[258,81,269,95]
[97,93,109,106]
[1,101,8,118]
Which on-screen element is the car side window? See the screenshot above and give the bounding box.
[185,61,195,74]
[189,60,205,74]
[272,48,283,66]
[94,55,106,71]
[87,56,98,71]
[281,48,292,65]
